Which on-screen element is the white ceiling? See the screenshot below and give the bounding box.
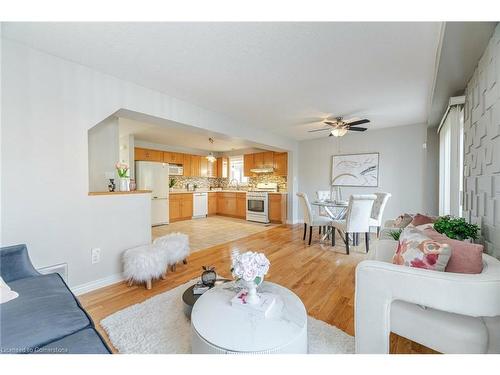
[118,116,264,153]
[3,22,442,140]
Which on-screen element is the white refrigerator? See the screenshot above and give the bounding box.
[135,161,170,226]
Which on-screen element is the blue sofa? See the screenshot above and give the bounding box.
[0,244,111,354]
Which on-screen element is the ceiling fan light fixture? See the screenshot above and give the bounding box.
[331,128,348,137]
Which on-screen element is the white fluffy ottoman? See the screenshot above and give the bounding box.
[123,244,168,290]
[153,232,190,272]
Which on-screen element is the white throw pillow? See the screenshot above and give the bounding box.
[0,276,19,304]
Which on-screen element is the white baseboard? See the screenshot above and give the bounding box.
[71,273,125,296]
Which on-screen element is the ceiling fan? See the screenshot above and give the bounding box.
[308,117,370,137]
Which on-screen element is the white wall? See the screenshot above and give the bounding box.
[88,116,119,192]
[298,123,429,223]
[1,38,299,291]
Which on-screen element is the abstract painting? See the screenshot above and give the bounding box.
[331,152,379,187]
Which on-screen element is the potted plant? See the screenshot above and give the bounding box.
[115,162,130,192]
[433,216,479,241]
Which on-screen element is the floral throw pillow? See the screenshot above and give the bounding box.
[392,227,451,271]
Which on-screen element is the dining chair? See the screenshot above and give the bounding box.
[315,190,331,227]
[296,192,332,246]
[331,194,377,254]
[369,192,392,237]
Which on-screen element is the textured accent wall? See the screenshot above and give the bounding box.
[463,25,500,260]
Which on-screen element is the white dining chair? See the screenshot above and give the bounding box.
[331,194,377,254]
[296,192,332,246]
[369,192,392,237]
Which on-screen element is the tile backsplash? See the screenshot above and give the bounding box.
[169,175,287,191]
[248,175,287,191]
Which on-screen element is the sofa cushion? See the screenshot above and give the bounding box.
[0,273,90,352]
[393,227,451,271]
[33,328,111,354]
[409,213,437,227]
[423,228,484,274]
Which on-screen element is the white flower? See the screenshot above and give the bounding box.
[231,251,270,282]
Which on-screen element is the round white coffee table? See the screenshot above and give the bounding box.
[191,281,308,354]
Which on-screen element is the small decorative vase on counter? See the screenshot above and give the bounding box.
[108,179,116,192]
[129,179,137,191]
[119,178,130,192]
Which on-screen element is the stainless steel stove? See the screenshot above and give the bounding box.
[246,183,278,223]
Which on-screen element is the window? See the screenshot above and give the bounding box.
[229,156,248,185]
[438,104,464,216]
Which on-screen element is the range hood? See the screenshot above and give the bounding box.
[250,167,274,174]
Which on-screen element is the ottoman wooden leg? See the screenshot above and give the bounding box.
[183,258,187,265]
[171,264,176,272]
[146,279,152,290]
[161,272,167,280]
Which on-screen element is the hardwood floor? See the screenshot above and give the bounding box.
[79,224,437,354]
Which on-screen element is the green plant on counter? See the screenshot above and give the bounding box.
[433,215,479,240]
[388,229,403,241]
[169,179,176,188]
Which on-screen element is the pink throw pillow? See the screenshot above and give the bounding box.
[423,228,484,274]
[410,213,436,227]
[393,227,451,271]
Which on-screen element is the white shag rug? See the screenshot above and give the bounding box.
[100,280,354,354]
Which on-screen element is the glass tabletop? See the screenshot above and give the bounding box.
[310,200,349,207]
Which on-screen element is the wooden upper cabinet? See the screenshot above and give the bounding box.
[135,148,163,162]
[243,154,254,177]
[164,152,183,164]
[217,157,229,178]
[199,157,208,177]
[183,154,192,176]
[263,151,274,168]
[253,152,264,169]
[273,152,288,176]
[190,155,201,177]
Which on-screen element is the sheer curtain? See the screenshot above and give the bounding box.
[438,104,464,217]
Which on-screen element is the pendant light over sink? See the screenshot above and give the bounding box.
[206,138,217,163]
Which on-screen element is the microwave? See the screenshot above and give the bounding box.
[168,164,184,176]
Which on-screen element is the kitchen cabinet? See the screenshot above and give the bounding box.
[253,152,264,169]
[163,152,183,164]
[236,193,247,218]
[190,155,201,177]
[217,157,229,178]
[243,154,254,177]
[134,148,163,162]
[208,192,217,215]
[273,152,288,176]
[169,193,193,222]
[263,151,274,168]
[269,193,287,224]
[183,153,192,176]
[217,192,237,217]
[199,157,208,177]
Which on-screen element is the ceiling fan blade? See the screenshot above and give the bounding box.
[348,127,367,132]
[308,127,332,133]
[346,119,370,126]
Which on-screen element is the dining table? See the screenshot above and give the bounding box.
[310,200,349,242]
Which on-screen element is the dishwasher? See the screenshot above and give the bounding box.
[192,192,208,219]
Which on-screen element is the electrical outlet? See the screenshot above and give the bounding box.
[91,248,101,264]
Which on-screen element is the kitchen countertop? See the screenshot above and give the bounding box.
[169,189,288,194]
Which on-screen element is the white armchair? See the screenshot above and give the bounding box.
[355,239,500,353]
